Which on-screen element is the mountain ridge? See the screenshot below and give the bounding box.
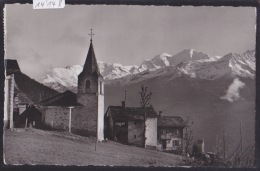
[41,49,255,92]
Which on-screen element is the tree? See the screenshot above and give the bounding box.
[139,85,152,148]
[139,85,152,108]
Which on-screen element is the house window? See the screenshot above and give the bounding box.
[162,130,166,135]
[100,81,103,94]
[85,80,91,90]
[174,130,179,135]
[173,140,179,147]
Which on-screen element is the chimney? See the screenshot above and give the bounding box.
[121,101,125,109]
[159,111,162,117]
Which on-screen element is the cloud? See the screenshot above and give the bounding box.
[221,78,245,102]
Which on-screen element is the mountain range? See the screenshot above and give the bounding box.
[42,49,255,91]
[42,49,255,152]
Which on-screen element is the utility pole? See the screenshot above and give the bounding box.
[223,131,226,159]
[125,89,127,104]
[240,122,243,153]
[68,107,74,133]
[9,75,14,130]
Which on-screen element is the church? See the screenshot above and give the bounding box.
[4,34,105,141]
[39,38,105,141]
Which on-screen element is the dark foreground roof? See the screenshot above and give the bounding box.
[106,106,158,121]
[5,59,59,104]
[13,72,59,104]
[5,59,21,75]
[39,90,81,107]
[158,116,186,127]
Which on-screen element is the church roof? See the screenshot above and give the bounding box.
[5,59,21,75]
[106,106,158,121]
[158,116,186,127]
[13,72,59,104]
[80,41,101,77]
[39,90,81,107]
[14,90,34,105]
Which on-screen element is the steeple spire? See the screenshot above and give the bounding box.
[81,29,100,76]
[88,29,94,42]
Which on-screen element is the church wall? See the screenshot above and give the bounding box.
[97,94,104,141]
[97,79,104,141]
[78,74,98,95]
[42,106,70,130]
[74,94,98,136]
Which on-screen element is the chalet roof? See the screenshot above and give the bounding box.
[106,106,158,121]
[39,90,81,107]
[158,116,186,127]
[80,41,101,77]
[5,59,21,75]
[13,72,59,104]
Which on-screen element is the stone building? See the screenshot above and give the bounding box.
[4,39,105,141]
[157,115,187,152]
[40,40,105,141]
[104,101,158,149]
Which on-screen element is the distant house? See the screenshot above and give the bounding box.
[157,116,187,153]
[104,101,158,149]
[4,59,59,128]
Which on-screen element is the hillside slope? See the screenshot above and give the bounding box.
[4,129,182,166]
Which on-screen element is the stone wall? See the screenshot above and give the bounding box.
[78,74,98,95]
[42,106,70,130]
[76,71,104,138]
[75,94,98,136]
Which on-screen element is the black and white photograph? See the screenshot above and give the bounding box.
[2,1,257,167]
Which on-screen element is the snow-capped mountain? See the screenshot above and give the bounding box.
[107,50,255,86]
[42,65,82,92]
[229,50,255,78]
[42,49,255,92]
[139,53,172,72]
[42,62,139,92]
[168,49,210,65]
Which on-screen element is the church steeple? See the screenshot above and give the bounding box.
[82,29,100,76]
[76,29,105,141]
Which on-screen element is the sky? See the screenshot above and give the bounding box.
[5,4,256,81]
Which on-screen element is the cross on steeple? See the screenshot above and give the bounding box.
[89,29,94,42]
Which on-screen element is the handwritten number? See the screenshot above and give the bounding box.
[34,0,64,8]
[59,0,62,7]
[35,2,40,8]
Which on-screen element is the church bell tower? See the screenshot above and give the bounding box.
[77,29,104,141]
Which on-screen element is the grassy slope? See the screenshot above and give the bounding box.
[3,129,182,166]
